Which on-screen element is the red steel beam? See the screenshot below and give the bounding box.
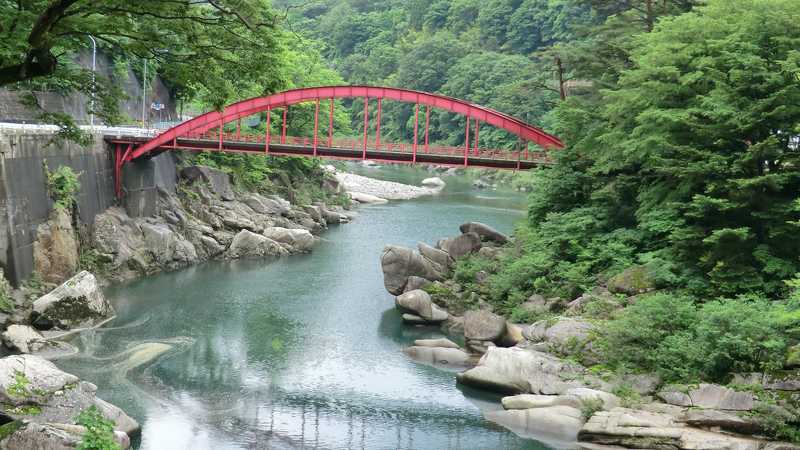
[376,98,382,149]
[424,105,430,153]
[328,98,334,147]
[362,97,369,159]
[313,98,320,156]
[128,85,564,161]
[464,116,470,167]
[412,103,419,163]
[265,107,271,154]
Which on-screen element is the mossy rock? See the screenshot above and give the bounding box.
[607,265,655,295]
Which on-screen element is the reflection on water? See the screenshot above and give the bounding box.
[55,167,547,450]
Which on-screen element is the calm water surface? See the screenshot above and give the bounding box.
[56,167,548,450]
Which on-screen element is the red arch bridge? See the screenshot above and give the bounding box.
[107,85,564,198]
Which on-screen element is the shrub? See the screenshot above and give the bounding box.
[44,163,81,210]
[599,293,793,382]
[75,406,121,450]
[579,397,605,420]
[453,254,492,285]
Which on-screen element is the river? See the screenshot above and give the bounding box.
[55,167,548,450]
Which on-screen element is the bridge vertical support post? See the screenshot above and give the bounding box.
[328,98,334,147]
[375,98,382,150]
[464,116,471,167]
[265,106,271,154]
[362,97,369,159]
[281,107,288,144]
[114,144,122,199]
[236,119,241,140]
[412,103,419,163]
[424,105,430,153]
[313,98,320,156]
[218,115,223,151]
[474,120,480,156]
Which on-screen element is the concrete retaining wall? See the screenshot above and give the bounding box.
[0,130,177,286]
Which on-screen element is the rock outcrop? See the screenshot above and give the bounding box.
[0,354,137,448]
[31,271,113,330]
[381,246,444,294]
[33,209,79,285]
[459,222,509,244]
[395,289,448,323]
[92,165,336,282]
[457,347,586,395]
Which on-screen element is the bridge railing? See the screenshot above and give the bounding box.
[181,130,551,164]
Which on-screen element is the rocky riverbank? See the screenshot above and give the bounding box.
[381,224,800,450]
[332,166,444,202]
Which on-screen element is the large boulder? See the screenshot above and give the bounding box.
[607,265,655,295]
[459,222,509,244]
[657,384,754,411]
[1,325,74,356]
[226,230,286,259]
[525,318,596,357]
[418,243,453,271]
[243,193,289,215]
[140,223,198,268]
[485,406,584,449]
[31,271,114,330]
[2,422,130,449]
[403,346,476,367]
[0,355,136,447]
[578,406,784,450]
[438,232,482,259]
[33,209,79,285]
[381,246,443,295]
[457,347,586,395]
[262,227,316,252]
[464,310,507,342]
[180,165,236,201]
[395,290,448,322]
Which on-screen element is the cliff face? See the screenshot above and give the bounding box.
[0,49,177,126]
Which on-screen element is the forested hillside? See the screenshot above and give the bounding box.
[293,0,800,436]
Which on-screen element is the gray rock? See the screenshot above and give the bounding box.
[0,355,79,405]
[607,265,655,295]
[226,230,285,259]
[438,232,482,259]
[459,222,509,244]
[683,409,761,434]
[31,271,114,330]
[262,227,316,252]
[396,290,448,322]
[486,406,584,450]
[689,384,755,411]
[732,372,800,392]
[413,338,460,349]
[418,242,453,270]
[2,422,130,449]
[579,406,777,450]
[457,347,586,395]
[33,208,79,285]
[180,165,236,201]
[464,310,506,342]
[381,245,443,295]
[403,276,432,293]
[658,384,754,411]
[403,346,475,367]
[0,325,74,357]
[141,223,198,267]
[0,355,139,440]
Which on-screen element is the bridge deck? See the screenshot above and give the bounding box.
[107,134,551,170]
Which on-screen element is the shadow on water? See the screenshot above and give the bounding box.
[54,166,549,450]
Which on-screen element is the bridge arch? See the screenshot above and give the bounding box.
[128,85,564,161]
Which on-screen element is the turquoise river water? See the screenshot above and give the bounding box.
[55,167,549,450]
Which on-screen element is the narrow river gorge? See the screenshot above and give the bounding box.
[53,168,547,450]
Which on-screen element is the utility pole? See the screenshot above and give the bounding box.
[88,35,97,128]
[141,59,147,128]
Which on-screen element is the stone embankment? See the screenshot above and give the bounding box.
[380,223,800,450]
